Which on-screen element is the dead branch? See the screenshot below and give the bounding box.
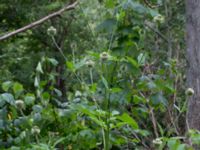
[0,1,78,41]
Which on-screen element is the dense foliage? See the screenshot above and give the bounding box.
[0,0,198,149]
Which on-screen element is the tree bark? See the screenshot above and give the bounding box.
[186,0,200,130]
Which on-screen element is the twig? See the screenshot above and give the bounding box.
[149,107,159,138]
[144,21,169,43]
[143,0,161,9]
[0,1,78,41]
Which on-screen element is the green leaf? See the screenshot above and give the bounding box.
[137,53,146,65]
[34,76,39,87]
[105,0,115,8]
[53,137,66,148]
[24,94,35,105]
[96,19,117,33]
[13,82,23,95]
[150,92,168,107]
[54,88,62,97]
[36,62,44,74]
[42,92,50,101]
[0,93,15,105]
[101,75,109,89]
[117,113,138,129]
[66,61,75,72]
[48,58,58,66]
[126,57,139,68]
[2,81,13,92]
[128,1,147,14]
[110,87,122,93]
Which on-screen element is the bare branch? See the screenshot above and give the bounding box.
[0,1,78,41]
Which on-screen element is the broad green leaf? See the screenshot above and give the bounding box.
[13,82,23,95]
[24,94,35,105]
[150,92,168,107]
[117,113,138,129]
[0,93,15,105]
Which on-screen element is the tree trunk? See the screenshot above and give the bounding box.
[186,0,200,130]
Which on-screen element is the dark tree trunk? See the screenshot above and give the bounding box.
[186,0,200,130]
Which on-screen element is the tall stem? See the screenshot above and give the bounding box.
[102,63,110,150]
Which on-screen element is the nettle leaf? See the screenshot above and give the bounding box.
[2,81,13,92]
[117,113,138,129]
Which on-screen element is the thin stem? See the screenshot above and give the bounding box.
[51,36,67,60]
[89,68,94,85]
